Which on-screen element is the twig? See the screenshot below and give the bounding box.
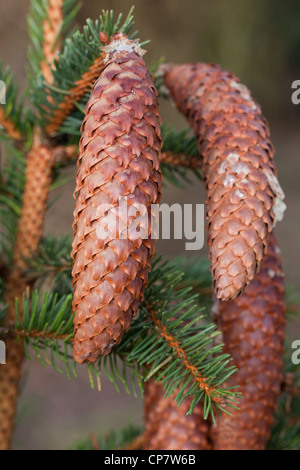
[0,107,22,141]
[41,0,64,84]
[45,55,105,135]
[89,433,101,450]
[119,433,145,451]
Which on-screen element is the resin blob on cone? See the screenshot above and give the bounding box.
[164,63,286,301]
[212,232,286,450]
[72,34,162,364]
[144,379,211,450]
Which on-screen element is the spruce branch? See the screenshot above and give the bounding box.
[149,308,218,402]
[170,256,213,298]
[0,257,239,420]
[0,145,26,260]
[28,0,81,81]
[0,108,21,142]
[118,257,240,419]
[47,126,202,191]
[29,8,137,136]
[0,139,56,449]
[41,0,64,83]
[45,54,105,134]
[160,125,202,187]
[6,142,55,287]
[0,63,23,141]
[69,424,142,450]
[24,235,73,295]
[161,125,199,165]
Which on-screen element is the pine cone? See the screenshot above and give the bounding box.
[164,63,286,301]
[72,34,162,364]
[0,339,24,450]
[211,232,286,450]
[144,379,211,450]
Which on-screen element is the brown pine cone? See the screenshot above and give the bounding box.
[211,232,286,450]
[164,63,286,301]
[0,339,24,450]
[144,379,211,450]
[72,34,162,364]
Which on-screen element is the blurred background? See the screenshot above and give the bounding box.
[0,0,299,449]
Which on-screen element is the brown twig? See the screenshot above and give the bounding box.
[41,0,64,84]
[0,0,68,449]
[0,325,71,341]
[89,433,101,450]
[0,107,22,141]
[161,150,200,169]
[0,139,56,450]
[52,144,78,163]
[120,433,145,451]
[45,55,105,135]
[150,307,223,403]
[51,145,200,171]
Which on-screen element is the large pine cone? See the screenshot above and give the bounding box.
[164,63,286,301]
[72,34,162,364]
[144,379,211,450]
[211,232,286,449]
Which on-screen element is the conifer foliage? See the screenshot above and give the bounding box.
[0,0,297,450]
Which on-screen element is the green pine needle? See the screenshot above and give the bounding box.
[29,7,138,134]
[0,62,24,139]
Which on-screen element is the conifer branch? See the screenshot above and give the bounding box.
[45,54,105,134]
[0,107,22,141]
[0,146,26,260]
[149,308,221,404]
[0,140,56,449]
[70,425,142,450]
[0,63,24,141]
[6,141,55,286]
[121,433,145,450]
[0,257,239,420]
[52,142,199,172]
[30,9,137,136]
[41,0,64,83]
[28,0,80,79]
[50,137,202,190]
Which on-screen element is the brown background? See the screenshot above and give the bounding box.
[0,0,299,449]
